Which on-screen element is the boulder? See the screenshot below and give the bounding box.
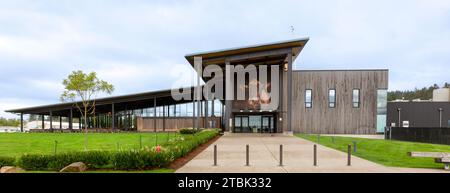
[59,162,87,173]
[0,166,25,173]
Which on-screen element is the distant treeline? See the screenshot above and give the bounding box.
[0,117,20,127]
[388,83,449,101]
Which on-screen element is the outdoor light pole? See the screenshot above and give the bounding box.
[438,108,443,128]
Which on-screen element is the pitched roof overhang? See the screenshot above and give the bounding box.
[6,38,309,116]
[185,37,309,66]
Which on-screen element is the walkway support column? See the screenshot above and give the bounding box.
[211,100,215,117]
[153,98,157,132]
[195,57,202,130]
[59,116,62,130]
[69,108,73,130]
[49,111,53,130]
[163,105,166,131]
[224,60,232,132]
[111,103,115,130]
[20,113,23,132]
[41,115,45,130]
[287,52,292,133]
[192,101,196,129]
[206,100,210,128]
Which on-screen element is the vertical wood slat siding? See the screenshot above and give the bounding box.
[137,117,222,132]
[292,70,388,134]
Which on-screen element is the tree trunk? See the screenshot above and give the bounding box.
[84,106,88,151]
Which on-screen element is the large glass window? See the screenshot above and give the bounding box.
[376,89,388,133]
[329,89,336,108]
[305,89,312,108]
[352,89,360,108]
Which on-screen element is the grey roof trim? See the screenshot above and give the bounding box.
[294,69,389,72]
[184,37,310,58]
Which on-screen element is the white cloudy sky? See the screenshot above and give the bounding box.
[1,0,449,118]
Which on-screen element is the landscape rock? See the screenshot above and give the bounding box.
[0,166,25,173]
[59,162,87,173]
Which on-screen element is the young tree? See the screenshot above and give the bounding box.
[60,70,114,150]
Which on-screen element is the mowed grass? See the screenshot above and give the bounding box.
[25,168,175,173]
[0,132,180,157]
[296,134,450,169]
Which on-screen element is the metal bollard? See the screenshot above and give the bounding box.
[213,145,217,166]
[279,144,283,166]
[313,144,317,166]
[347,144,351,166]
[353,141,357,153]
[54,140,58,155]
[246,144,249,166]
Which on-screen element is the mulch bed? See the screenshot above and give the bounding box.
[168,134,222,170]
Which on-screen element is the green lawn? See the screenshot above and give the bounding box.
[0,132,180,157]
[25,168,175,173]
[296,134,450,169]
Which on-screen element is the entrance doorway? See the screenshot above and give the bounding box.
[233,114,275,133]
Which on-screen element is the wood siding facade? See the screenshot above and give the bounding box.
[292,70,388,134]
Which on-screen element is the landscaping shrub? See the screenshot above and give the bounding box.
[17,154,52,170]
[18,151,111,171]
[0,156,16,167]
[111,147,174,170]
[179,128,198,134]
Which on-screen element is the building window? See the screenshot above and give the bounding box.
[376,89,387,133]
[305,89,312,108]
[352,89,360,108]
[329,89,336,108]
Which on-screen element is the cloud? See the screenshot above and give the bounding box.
[1,0,450,118]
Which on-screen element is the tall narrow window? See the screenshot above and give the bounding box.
[329,89,336,108]
[305,89,312,108]
[376,89,388,133]
[352,89,360,108]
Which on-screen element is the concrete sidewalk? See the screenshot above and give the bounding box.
[176,134,446,173]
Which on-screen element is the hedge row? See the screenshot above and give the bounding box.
[0,156,16,167]
[11,129,219,171]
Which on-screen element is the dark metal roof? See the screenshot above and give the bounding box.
[5,86,199,116]
[6,38,310,116]
[185,37,309,64]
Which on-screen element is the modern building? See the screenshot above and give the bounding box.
[6,38,389,134]
[387,89,450,128]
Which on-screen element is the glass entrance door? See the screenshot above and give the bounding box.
[233,115,275,133]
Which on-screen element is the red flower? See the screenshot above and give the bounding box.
[155,145,161,153]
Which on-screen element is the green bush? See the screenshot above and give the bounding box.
[179,128,198,134]
[111,148,174,170]
[0,156,16,167]
[18,151,111,171]
[15,129,219,171]
[17,154,52,170]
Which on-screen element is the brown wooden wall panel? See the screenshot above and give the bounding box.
[292,70,388,134]
[137,117,221,132]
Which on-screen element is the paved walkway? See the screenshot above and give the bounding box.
[176,134,446,173]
